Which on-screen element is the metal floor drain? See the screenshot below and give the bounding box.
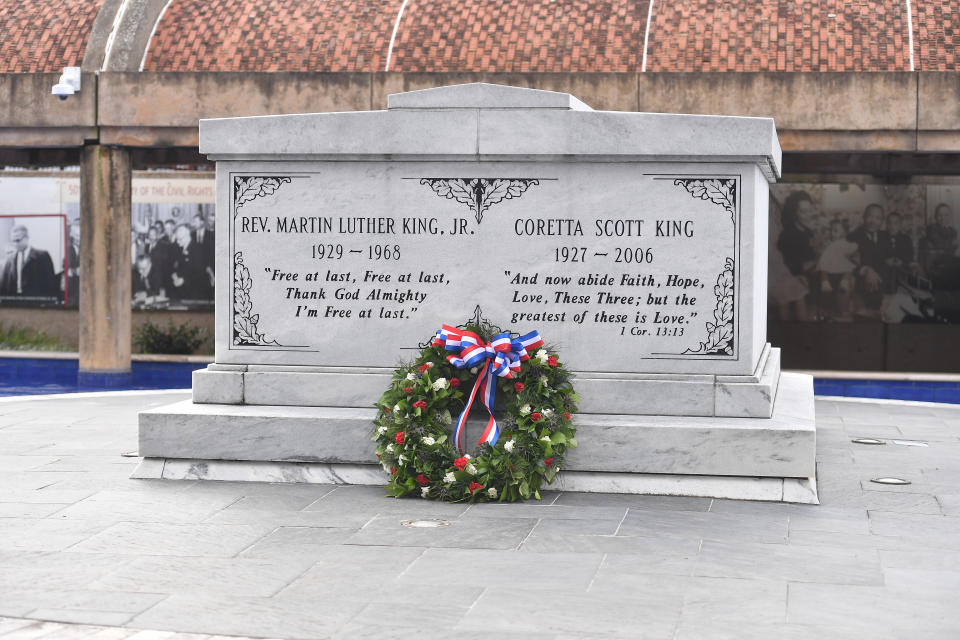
[870,477,912,485]
[401,519,451,528]
[892,440,928,447]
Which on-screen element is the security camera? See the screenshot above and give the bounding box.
[52,83,75,100]
[51,67,81,101]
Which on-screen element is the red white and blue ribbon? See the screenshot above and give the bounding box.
[433,325,544,453]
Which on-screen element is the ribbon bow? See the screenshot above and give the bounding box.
[433,324,544,453]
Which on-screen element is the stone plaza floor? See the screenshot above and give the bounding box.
[0,390,958,639]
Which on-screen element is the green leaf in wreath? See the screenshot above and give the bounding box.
[519,481,531,499]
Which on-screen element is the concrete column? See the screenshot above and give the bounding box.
[79,144,132,386]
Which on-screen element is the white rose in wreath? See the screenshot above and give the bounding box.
[432,378,448,391]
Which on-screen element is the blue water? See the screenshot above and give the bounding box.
[0,357,957,404]
[0,357,203,396]
[813,379,960,404]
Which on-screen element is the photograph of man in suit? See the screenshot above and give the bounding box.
[0,224,58,298]
[132,254,162,305]
[848,203,888,313]
[169,224,208,301]
[191,211,215,292]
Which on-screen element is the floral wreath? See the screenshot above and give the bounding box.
[372,320,578,502]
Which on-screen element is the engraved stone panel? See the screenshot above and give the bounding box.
[217,161,763,375]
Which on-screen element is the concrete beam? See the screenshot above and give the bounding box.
[636,72,917,132]
[1,70,960,153]
[98,72,373,127]
[0,73,97,132]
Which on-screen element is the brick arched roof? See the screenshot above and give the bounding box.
[2,0,957,74]
[645,0,912,72]
[141,0,401,72]
[912,0,959,70]
[387,0,650,73]
[0,0,102,73]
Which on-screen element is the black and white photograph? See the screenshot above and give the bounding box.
[0,215,68,306]
[769,183,960,323]
[131,201,215,310]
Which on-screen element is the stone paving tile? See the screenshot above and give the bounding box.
[459,587,683,639]
[203,505,373,529]
[278,557,483,607]
[580,539,700,577]
[935,493,960,516]
[459,501,628,521]
[0,552,129,593]
[553,492,712,511]
[399,547,604,590]
[868,511,960,550]
[673,620,901,640]
[617,508,788,543]
[1,590,164,624]
[24,610,139,628]
[786,528,913,551]
[345,513,537,549]
[88,555,315,598]
[332,621,551,640]
[788,513,870,534]
[67,522,272,557]
[520,529,702,562]
[840,421,905,435]
[52,490,241,524]
[303,484,471,519]
[342,602,471,634]
[0,502,70,518]
[879,548,960,571]
[695,539,884,584]
[0,519,112,552]
[678,576,787,625]
[179,480,337,501]
[787,578,960,634]
[238,526,360,560]
[129,593,364,640]
[0,455,61,472]
[532,516,622,536]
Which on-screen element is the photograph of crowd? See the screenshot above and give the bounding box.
[131,202,215,309]
[0,215,70,306]
[769,183,960,323]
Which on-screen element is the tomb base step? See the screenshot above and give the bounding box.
[192,344,782,419]
[140,372,815,481]
[130,459,817,504]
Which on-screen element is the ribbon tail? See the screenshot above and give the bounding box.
[477,364,500,447]
[453,366,488,455]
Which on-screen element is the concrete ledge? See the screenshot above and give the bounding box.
[131,459,818,504]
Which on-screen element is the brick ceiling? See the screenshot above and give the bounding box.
[0,0,102,73]
[1,0,956,73]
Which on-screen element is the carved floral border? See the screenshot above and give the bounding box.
[230,175,293,347]
[672,178,738,357]
[419,178,539,223]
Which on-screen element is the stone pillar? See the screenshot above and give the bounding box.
[79,144,132,386]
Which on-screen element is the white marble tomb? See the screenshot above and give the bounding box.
[137,83,817,502]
